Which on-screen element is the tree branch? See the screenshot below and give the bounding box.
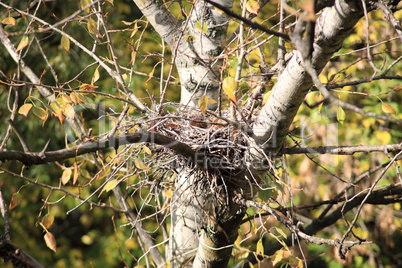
[282,143,402,155]
[0,131,196,166]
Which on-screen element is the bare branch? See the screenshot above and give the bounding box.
[282,143,402,155]
[0,131,196,166]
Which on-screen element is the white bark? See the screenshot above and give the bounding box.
[253,0,365,151]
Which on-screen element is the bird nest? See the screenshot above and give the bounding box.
[139,106,255,188]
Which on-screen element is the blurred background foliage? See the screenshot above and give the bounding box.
[0,0,401,267]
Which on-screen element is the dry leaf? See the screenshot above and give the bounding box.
[61,168,72,185]
[2,17,16,25]
[246,0,260,15]
[91,66,100,84]
[16,36,29,52]
[44,232,57,252]
[18,103,33,116]
[61,35,70,52]
[87,18,102,38]
[9,192,22,210]
[382,103,396,114]
[134,158,151,171]
[79,83,98,91]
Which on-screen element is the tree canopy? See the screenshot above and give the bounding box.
[0,0,401,267]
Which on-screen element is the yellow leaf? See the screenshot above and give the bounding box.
[134,158,152,171]
[2,17,16,25]
[375,130,391,145]
[87,18,102,38]
[337,106,346,124]
[32,106,48,121]
[143,145,152,155]
[73,162,79,185]
[164,190,174,198]
[44,232,57,252]
[222,77,237,103]
[61,168,72,185]
[256,238,264,254]
[9,192,22,210]
[16,36,29,52]
[80,0,91,13]
[18,103,33,116]
[262,91,271,104]
[60,35,70,52]
[92,66,100,84]
[79,83,98,91]
[197,94,216,114]
[146,68,155,83]
[246,0,260,15]
[41,214,55,230]
[382,103,396,114]
[103,179,119,192]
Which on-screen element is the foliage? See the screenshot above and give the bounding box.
[0,0,401,267]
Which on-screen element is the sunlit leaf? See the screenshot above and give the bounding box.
[16,36,29,52]
[143,145,152,155]
[195,21,208,34]
[134,158,152,171]
[106,0,114,5]
[382,103,396,114]
[61,168,72,185]
[87,18,102,38]
[32,106,48,121]
[271,248,285,266]
[9,192,22,210]
[103,179,119,192]
[222,77,238,103]
[256,238,264,254]
[92,66,100,84]
[44,232,57,252]
[2,17,16,25]
[337,106,346,124]
[41,214,55,230]
[61,35,70,53]
[246,0,260,15]
[18,103,32,116]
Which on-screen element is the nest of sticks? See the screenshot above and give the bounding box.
[138,106,256,189]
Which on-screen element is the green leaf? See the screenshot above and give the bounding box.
[32,106,48,121]
[41,214,55,230]
[103,179,119,192]
[195,21,208,34]
[337,106,346,124]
